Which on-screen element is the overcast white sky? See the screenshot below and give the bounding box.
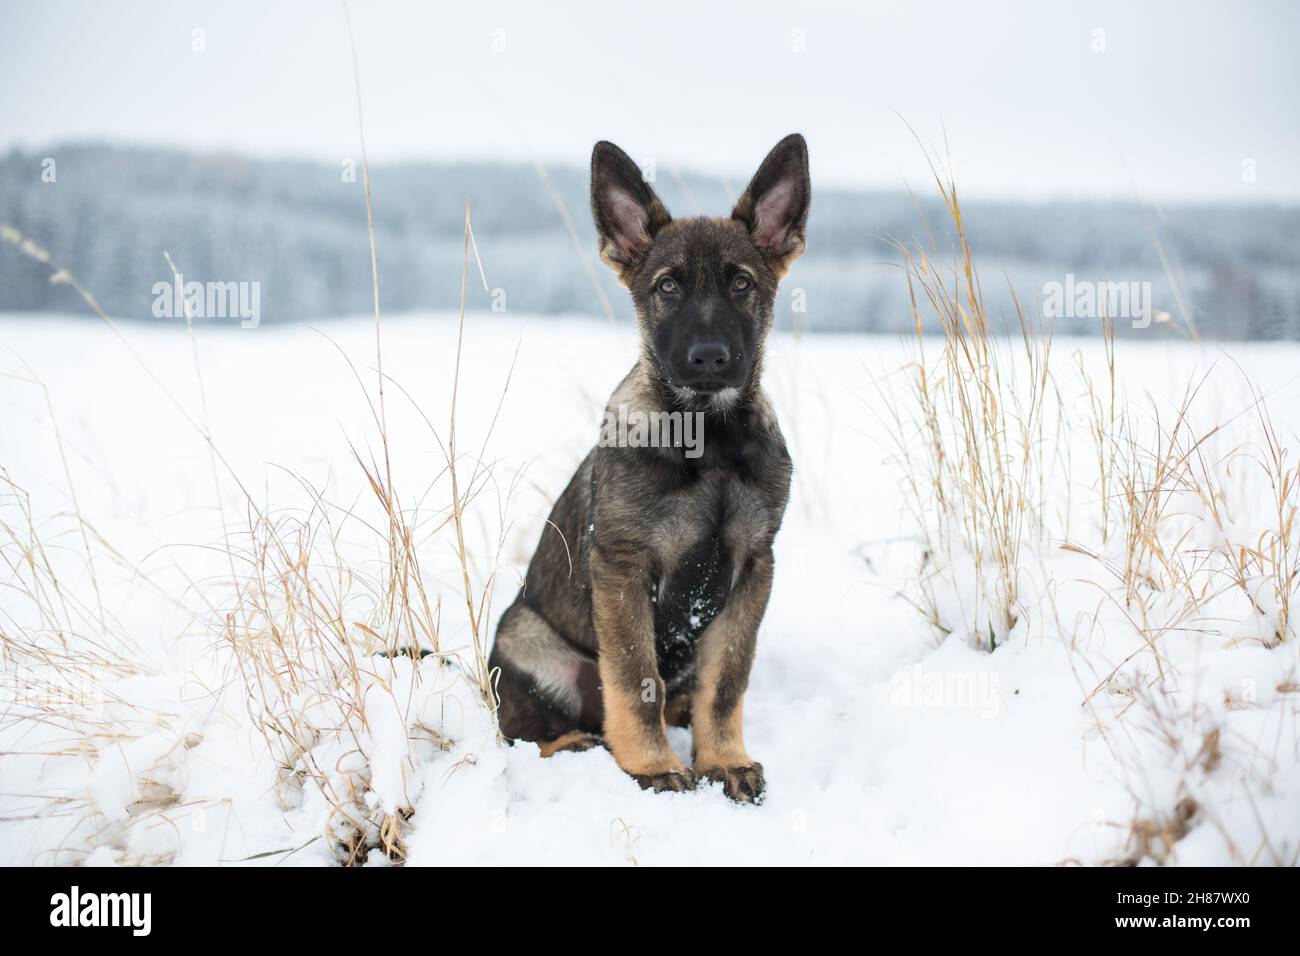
[1,0,1297,203]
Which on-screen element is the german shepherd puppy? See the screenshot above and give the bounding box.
[488,134,809,803]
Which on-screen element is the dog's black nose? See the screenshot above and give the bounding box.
[687,342,730,372]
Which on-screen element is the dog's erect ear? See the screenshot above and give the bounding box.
[732,133,810,278]
[590,141,672,280]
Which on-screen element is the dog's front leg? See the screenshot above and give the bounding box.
[692,548,773,803]
[590,552,695,793]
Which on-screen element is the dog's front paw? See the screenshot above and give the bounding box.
[632,767,697,794]
[701,763,765,804]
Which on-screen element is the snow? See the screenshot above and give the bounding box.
[1,311,1298,866]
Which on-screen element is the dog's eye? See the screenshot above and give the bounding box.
[657,276,679,295]
[731,274,753,293]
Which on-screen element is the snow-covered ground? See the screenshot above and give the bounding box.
[2,312,1298,865]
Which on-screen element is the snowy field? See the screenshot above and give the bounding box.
[2,312,1298,866]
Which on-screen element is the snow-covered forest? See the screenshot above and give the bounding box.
[2,144,1299,338]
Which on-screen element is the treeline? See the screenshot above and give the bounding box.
[2,144,1298,338]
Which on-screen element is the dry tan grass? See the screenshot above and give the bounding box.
[876,144,1298,864]
[875,155,1061,648]
[1,181,508,871]
[0,6,518,864]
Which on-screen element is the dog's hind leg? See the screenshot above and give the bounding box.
[537,732,605,757]
[489,602,604,752]
[664,690,693,729]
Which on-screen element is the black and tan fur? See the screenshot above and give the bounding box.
[489,134,809,803]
